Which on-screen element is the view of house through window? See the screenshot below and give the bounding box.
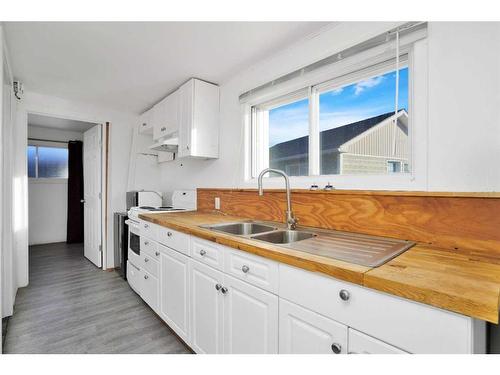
[252,63,410,178]
[28,144,69,178]
[268,98,309,176]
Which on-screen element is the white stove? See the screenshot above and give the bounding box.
[127,190,196,220]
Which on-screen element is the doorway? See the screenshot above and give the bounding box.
[27,113,106,269]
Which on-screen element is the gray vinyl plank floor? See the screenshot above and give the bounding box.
[3,242,191,354]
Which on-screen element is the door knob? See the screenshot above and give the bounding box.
[220,287,228,295]
[215,284,222,291]
[331,343,342,354]
[199,249,206,256]
[80,199,85,203]
[339,289,350,301]
[155,251,160,256]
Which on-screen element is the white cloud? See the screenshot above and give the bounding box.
[353,76,385,96]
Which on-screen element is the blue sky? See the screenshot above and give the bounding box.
[268,68,408,146]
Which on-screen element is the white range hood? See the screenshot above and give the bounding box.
[149,136,179,153]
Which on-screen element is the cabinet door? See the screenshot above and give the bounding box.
[159,246,190,342]
[164,90,179,135]
[279,298,348,354]
[223,275,278,354]
[189,259,224,354]
[152,101,165,140]
[348,329,407,354]
[178,79,193,158]
[141,270,159,313]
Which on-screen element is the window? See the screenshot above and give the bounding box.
[250,59,410,178]
[28,145,69,179]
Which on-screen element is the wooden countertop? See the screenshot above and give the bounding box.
[139,211,500,323]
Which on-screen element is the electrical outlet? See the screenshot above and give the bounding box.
[214,197,221,210]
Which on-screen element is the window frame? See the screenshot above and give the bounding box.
[249,55,411,179]
[28,141,69,181]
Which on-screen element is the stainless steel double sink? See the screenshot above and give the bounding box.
[200,222,315,244]
[199,221,415,267]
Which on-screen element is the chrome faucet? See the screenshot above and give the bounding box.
[257,168,297,230]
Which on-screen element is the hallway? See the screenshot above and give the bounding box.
[3,242,190,354]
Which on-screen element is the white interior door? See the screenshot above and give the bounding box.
[83,125,102,268]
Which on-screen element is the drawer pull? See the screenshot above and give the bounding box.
[144,275,149,280]
[161,126,166,131]
[144,241,149,245]
[144,224,149,228]
[167,232,173,237]
[199,249,207,256]
[220,286,228,295]
[155,251,160,256]
[331,343,342,354]
[241,265,250,273]
[144,258,149,263]
[215,284,222,291]
[339,289,350,301]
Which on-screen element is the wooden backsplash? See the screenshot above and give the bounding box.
[197,188,500,255]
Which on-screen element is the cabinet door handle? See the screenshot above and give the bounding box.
[144,275,149,280]
[161,126,166,131]
[144,241,149,245]
[199,249,206,256]
[241,265,250,273]
[144,258,149,263]
[331,343,342,354]
[167,232,173,237]
[155,251,160,256]
[144,224,149,228]
[215,284,222,291]
[339,289,350,301]
[220,286,228,295]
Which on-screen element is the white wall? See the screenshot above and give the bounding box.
[28,181,68,245]
[27,126,83,245]
[14,91,138,290]
[28,124,83,141]
[158,22,500,194]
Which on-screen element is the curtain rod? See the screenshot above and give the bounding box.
[28,137,73,144]
[239,21,427,102]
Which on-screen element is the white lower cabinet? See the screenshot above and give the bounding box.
[141,269,159,313]
[190,259,225,354]
[135,228,486,354]
[223,275,278,354]
[348,329,407,354]
[159,244,190,342]
[279,298,347,354]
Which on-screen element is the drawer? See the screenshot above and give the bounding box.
[142,269,159,313]
[141,237,160,260]
[224,248,278,294]
[348,329,407,354]
[126,261,142,295]
[140,220,158,240]
[191,237,225,271]
[141,253,159,278]
[128,248,141,268]
[279,264,479,354]
[157,227,190,255]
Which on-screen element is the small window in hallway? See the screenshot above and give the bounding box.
[27,144,69,179]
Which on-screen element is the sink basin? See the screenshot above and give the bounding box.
[251,230,315,244]
[202,222,277,236]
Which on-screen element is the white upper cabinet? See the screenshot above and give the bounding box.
[153,90,179,140]
[178,78,219,159]
[138,109,153,135]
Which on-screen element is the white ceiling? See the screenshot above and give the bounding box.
[28,113,98,132]
[4,22,332,113]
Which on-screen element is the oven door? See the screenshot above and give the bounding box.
[125,219,141,265]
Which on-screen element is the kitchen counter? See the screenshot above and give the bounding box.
[139,211,500,323]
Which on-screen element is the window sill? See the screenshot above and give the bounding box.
[29,178,68,184]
